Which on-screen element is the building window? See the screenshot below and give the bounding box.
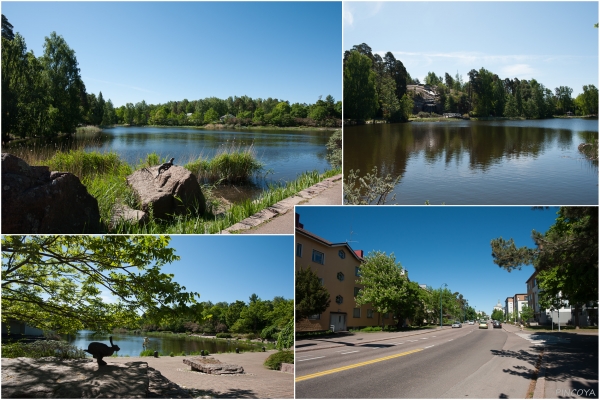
[296,243,302,257]
[337,272,345,282]
[367,309,374,318]
[336,295,343,304]
[354,287,361,297]
[312,250,324,265]
[355,266,361,277]
[383,313,389,319]
[353,308,361,318]
[319,278,324,286]
[309,314,320,320]
[338,250,346,259]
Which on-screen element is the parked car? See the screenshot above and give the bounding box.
[479,320,488,329]
[452,321,462,328]
[493,321,502,329]
[468,320,474,325]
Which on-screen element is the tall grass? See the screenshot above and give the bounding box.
[184,142,263,183]
[1,340,87,359]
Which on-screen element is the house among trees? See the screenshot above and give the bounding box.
[295,214,395,332]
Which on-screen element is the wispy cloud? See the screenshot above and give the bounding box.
[501,64,537,79]
[344,2,384,29]
[83,77,156,94]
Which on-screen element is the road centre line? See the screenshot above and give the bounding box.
[341,350,359,355]
[298,356,325,362]
[295,349,424,382]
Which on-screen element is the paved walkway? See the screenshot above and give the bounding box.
[222,174,342,235]
[105,351,293,399]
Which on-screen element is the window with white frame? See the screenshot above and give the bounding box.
[312,250,325,265]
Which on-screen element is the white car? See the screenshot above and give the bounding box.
[468,320,474,325]
[452,321,462,328]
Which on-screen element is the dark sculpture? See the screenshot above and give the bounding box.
[85,336,120,366]
[157,158,175,175]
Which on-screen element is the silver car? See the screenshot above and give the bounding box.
[452,321,462,328]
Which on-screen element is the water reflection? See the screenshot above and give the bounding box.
[344,119,598,205]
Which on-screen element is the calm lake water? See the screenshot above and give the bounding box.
[344,119,598,205]
[66,330,262,357]
[64,126,333,200]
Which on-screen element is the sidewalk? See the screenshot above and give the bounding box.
[223,174,342,234]
[296,326,452,353]
[502,323,599,399]
[106,351,294,399]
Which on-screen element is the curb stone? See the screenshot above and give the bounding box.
[221,174,342,234]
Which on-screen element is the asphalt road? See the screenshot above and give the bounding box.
[296,324,537,398]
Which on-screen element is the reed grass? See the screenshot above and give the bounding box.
[184,142,263,183]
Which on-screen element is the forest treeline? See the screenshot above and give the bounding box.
[344,43,599,121]
[140,294,293,340]
[1,14,341,143]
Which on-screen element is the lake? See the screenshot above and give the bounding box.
[62,126,333,200]
[343,119,598,205]
[65,331,263,357]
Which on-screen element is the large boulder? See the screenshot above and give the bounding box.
[126,165,206,219]
[1,153,101,233]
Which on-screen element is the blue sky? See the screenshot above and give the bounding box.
[132,235,294,305]
[343,1,598,96]
[2,2,341,107]
[296,206,561,315]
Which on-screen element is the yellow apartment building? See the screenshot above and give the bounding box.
[295,214,395,332]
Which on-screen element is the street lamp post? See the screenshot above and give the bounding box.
[440,283,447,329]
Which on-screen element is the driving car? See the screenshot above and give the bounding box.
[468,320,474,325]
[479,320,488,329]
[452,321,462,328]
[493,321,502,329]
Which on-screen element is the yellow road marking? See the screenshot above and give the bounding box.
[295,348,424,382]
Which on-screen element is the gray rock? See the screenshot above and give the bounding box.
[1,153,101,233]
[183,357,244,375]
[126,165,206,220]
[110,203,148,228]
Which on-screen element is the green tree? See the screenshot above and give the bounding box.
[2,14,15,41]
[355,251,417,329]
[225,300,247,329]
[378,74,400,120]
[41,32,85,136]
[343,50,378,120]
[203,108,219,123]
[295,266,330,320]
[1,235,199,334]
[490,207,598,327]
[519,305,534,324]
[491,309,504,321]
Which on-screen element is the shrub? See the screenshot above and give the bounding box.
[139,349,155,356]
[261,325,280,342]
[1,340,87,359]
[216,333,232,339]
[263,350,294,370]
[325,130,341,169]
[169,352,174,357]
